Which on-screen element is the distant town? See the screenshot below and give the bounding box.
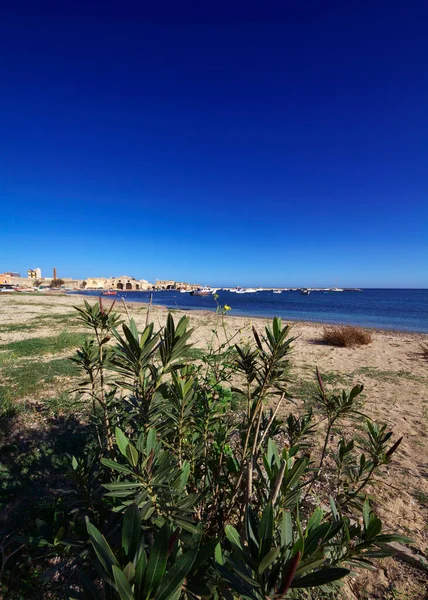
[0,268,202,291]
[0,268,362,294]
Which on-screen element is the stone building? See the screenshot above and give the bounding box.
[85,277,111,289]
[84,276,153,291]
[111,276,152,291]
[155,279,176,290]
[155,280,201,291]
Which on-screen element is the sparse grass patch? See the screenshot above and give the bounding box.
[32,312,77,325]
[355,366,427,383]
[183,347,206,361]
[322,325,373,347]
[1,357,80,400]
[0,323,34,333]
[319,370,349,386]
[0,331,88,357]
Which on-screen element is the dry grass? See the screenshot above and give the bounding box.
[420,343,428,359]
[322,325,373,347]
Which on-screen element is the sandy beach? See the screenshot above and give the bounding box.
[0,292,427,598]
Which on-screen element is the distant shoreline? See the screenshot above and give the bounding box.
[69,290,428,336]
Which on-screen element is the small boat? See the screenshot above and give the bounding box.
[273,290,282,294]
[190,287,214,296]
[300,288,310,295]
[180,289,188,293]
[101,291,117,296]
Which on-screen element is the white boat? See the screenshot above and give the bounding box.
[245,288,258,293]
[190,287,214,296]
[180,289,188,293]
[273,290,282,294]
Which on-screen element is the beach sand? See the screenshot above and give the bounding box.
[0,293,427,598]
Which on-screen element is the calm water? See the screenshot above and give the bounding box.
[70,289,428,334]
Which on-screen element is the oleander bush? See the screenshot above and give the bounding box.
[0,300,410,599]
[322,325,373,348]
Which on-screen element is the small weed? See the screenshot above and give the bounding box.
[322,325,372,347]
[414,491,428,507]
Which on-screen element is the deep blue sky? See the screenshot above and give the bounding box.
[1,1,427,287]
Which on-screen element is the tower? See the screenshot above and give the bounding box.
[53,267,57,280]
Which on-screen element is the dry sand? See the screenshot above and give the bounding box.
[0,292,427,598]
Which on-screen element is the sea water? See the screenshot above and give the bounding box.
[71,289,428,334]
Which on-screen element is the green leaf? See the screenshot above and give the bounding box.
[215,542,224,565]
[156,547,199,600]
[307,507,323,532]
[126,442,139,467]
[122,503,141,558]
[258,547,280,575]
[225,525,243,550]
[142,524,169,597]
[374,534,414,544]
[116,427,129,458]
[101,458,133,475]
[112,565,134,600]
[134,546,147,596]
[259,501,273,557]
[146,428,157,454]
[291,567,350,588]
[86,518,118,575]
[366,517,382,540]
[281,510,293,549]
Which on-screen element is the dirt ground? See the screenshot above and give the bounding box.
[0,292,427,598]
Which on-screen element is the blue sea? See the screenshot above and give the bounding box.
[70,289,428,334]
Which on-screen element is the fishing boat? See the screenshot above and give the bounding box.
[101,290,117,296]
[273,290,282,294]
[180,289,188,293]
[300,288,310,295]
[190,287,214,296]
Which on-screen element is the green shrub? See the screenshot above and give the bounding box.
[1,300,410,599]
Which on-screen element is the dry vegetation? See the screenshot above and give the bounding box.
[322,325,373,347]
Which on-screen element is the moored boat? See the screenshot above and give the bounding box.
[190,287,214,296]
